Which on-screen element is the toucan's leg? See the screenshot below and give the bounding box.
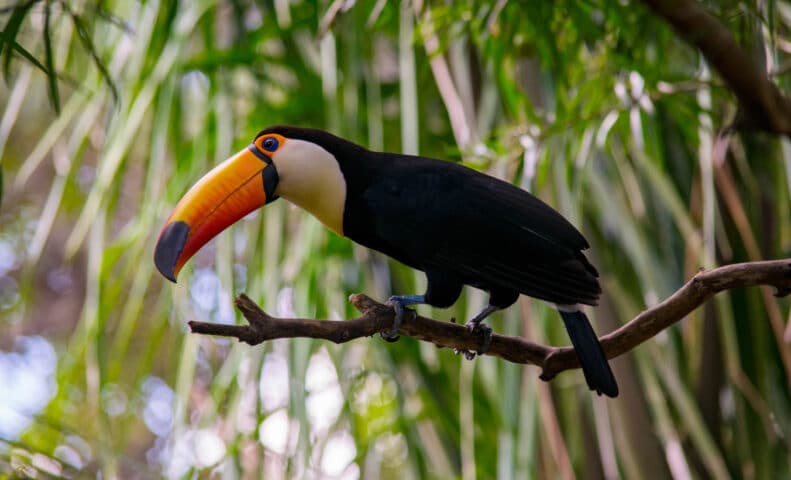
[466,305,499,331]
[461,306,498,359]
[459,288,519,358]
[382,271,463,342]
[382,294,426,341]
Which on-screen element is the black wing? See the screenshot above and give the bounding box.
[357,158,601,306]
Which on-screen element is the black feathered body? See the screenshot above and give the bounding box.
[260,126,616,396]
[345,153,601,308]
[263,127,602,310]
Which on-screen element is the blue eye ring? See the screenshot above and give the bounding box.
[262,137,279,152]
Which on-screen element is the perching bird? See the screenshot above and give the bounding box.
[154,126,618,397]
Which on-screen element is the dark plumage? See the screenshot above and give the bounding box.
[260,126,617,396]
[261,126,600,306]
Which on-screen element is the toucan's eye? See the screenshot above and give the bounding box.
[262,137,279,152]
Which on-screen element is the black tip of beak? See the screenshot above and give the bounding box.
[154,221,189,283]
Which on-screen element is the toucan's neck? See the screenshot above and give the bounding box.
[271,138,347,236]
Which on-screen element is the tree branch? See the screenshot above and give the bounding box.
[640,0,791,134]
[189,259,791,382]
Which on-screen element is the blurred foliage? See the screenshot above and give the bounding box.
[1,0,791,478]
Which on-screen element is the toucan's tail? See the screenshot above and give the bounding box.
[558,309,619,397]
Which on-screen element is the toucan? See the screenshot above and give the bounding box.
[154,126,619,397]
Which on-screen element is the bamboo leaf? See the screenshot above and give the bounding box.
[86,3,134,34]
[42,0,60,114]
[65,5,119,105]
[0,0,35,79]
[0,28,48,76]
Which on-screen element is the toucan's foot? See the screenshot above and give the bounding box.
[466,321,493,356]
[382,295,426,342]
[456,305,498,358]
[456,321,493,359]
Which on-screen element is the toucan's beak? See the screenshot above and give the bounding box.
[154,145,279,282]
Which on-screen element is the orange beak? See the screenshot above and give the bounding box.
[154,145,279,282]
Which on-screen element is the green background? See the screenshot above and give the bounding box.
[1,1,790,478]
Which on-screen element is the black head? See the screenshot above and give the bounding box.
[257,126,368,162]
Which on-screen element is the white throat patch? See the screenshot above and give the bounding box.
[271,139,347,236]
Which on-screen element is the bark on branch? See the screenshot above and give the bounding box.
[640,0,791,134]
[189,259,791,382]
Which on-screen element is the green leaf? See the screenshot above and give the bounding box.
[1,0,35,80]
[66,6,119,105]
[0,0,38,15]
[43,0,60,113]
[0,28,49,76]
[87,4,134,34]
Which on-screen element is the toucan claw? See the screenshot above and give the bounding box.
[382,294,425,342]
[468,322,493,356]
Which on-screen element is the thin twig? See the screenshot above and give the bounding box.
[188,259,791,382]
